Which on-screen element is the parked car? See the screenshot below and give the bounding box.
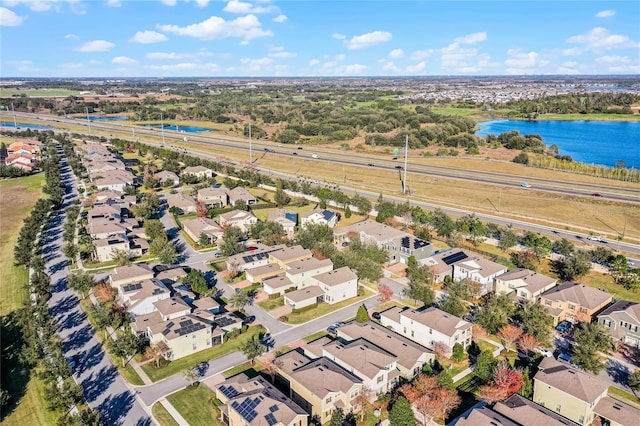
[214,252,223,258]
[242,315,256,325]
[556,320,572,333]
[557,352,577,367]
[246,246,259,251]
[327,326,338,335]
[372,312,381,320]
[534,347,553,357]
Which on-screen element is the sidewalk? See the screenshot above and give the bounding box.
[159,397,190,426]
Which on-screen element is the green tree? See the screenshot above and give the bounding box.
[610,255,630,284]
[250,221,287,246]
[518,301,553,344]
[512,151,530,165]
[433,208,455,238]
[498,228,519,252]
[552,250,592,281]
[329,408,344,426]
[404,279,435,306]
[350,194,372,216]
[552,238,575,256]
[220,226,245,257]
[356,305,370,323]
[474,350,498,383]
[344,205,352,218]
[150,236,179,265]
[517,368,533,398]
[110,331,140,367]
[438,368,455,390]
[572,322,614,374]
[111,249,132,266]
[476,294,515,334]
[522,232,552,261]
[389,396,416,426]
[230,289,252,312]
[67,272,95,299]
[187,269,208,295]
[198,232,210,247]
[87,303,114,339]
[294,223,334,249]
[452,343,465,362]
[274,180,291,206]
[628,370,640,397]
[241,335,265,365]
[144,219,166,242]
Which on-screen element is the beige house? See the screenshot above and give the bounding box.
[262,275,295,296]
[153,171,179,186]
[165,193,198,214]
[88,221,129,239]
[269,245,313,269]
[300,209,339,228]
[181,165,214,180]
[538,282,613,325]
[379,306,473,354]
[309,266,358,305]
[285,258,334,289]
[225,245,286,273]
[533,357,609,426]
[337,321,434,379]
[226,186,258,207]
[495,268,558,301]
[94,235,130,262]
[597,300,640,348]
[154,296,192,321]
[218,209,258,233]
[245,263,285,284]
[118,279,171,317]
[109,263,154,288]
[197,187,228,208]
[216,373,308,426]
[283,286,325,310]
[267,209,298,238]
[182,217,224,244]
[277,350,363,424]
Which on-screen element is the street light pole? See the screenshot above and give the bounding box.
[85,107,91,134]
[11,103,17,128]
[403,135,408,194]
[249,123,252,163]
[160,113,165,145]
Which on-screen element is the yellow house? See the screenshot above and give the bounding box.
[268,245,313,269]
[537,282,613,325]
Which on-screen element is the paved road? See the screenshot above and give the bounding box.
[46,146,152,425]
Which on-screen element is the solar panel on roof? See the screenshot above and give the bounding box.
[269,404,279,412]
[123,282,143,292]
[442,251,468,265]
[413,239,429,249]
[265,413,278,426]
[220,385,239,399]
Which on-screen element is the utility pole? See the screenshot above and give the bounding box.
[403,135,408,194]
[85,106,91,134]
[160,113,165,145]
[249,123,252,163]
[11,103,17,128]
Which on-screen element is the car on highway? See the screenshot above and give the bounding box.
[368,163,374,167]
[297,146,303,150]
[312,154,319,159]
[392,157,398,160]
[395,165,403,170]
[628,259,636,266]
[587,235,604,242]
[521,182,532,188]
[292,152,298,156]
[591,193,602,197]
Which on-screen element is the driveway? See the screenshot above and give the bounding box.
[48,147,151,425]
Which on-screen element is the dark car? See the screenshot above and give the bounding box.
[395,165,403,170]
[297,146,303,150]
[392,156,398,160]
[367,163,374,167]
[246,246,259,251]
[592,193,602,197]
[556,320,572,333]
[372,312,381,320]
[292,152,298,156]
[242,316,256,325]
[327,326,338,335]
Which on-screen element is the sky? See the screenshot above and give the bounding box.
[1,0,639,77]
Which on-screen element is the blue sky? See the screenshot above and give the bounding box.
[1,0,639,77]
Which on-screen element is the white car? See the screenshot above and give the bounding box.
[587,235,604,242]
[534,347,553,357]
[312,154,319,159]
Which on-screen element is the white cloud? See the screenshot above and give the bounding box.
[270,51,296,58]
[453,32,487,45]
[145,62,198,71]
[146,52,185,59]
[388,49,404,59]
[345,31,392,49]
[0,7,25,26]
[332,33,346,40]
[107,0,121,7]
[60,63,84,69]
[224,0,275,14]
[75,40,115,52]
[273,14,287,23]
[596,10,615,18]
[112,56,137,65]
[411,49,433,60]
[158,14,273,42]
[562,47,583,56]
[380,60,400,72]
[308,59,320,66]
[191,0,212,7]
[89,60,101,65]
[130,30,168,44]
[160,0,177,5]
[65,33,78,39]
[567,27,638,51]
[343,64,367,75]
[406,61,426,73]
[596,55,631,63]
[4,0,51,12]
[505,48,539,74]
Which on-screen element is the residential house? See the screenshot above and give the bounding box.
[269,245,313,269]
[109,263,154,288]
[181,165,214,180]
[93,235,130,262]
[128,236,149,258]
[300,209,339,228]
[191,297,222,319]
[216,373,308,426]
[88,204,124,223]
[309,266,358,305]
[379,306,473,354]
[118,279,171,317]
[197,187,228,208]
[267,209,298,238]
[227,186,258,207]
[593,394,640,426]
[495,268,558,301]
[276,349,363,424]
[88,221,128,239]
[334,220,405,248]
[165,193,198,214]
[283,286,325,310]
[93,170,135,192]
[337,321,435,379]
[182,217,224,245]
[597,300,640,348]
[263,275,295,296]
[4,154,36,171]
[285,258,334,289]
[386,234,434,264]
[153,296,192,321]
[218,209,258,233]
[533,357,609,426]
[538,282,613,325]
[155,266,189,286]
[225,245,286,273]
[153,170,179,187]
[94,190,123,203]
[213,312,244,334]
[245,263,285,285]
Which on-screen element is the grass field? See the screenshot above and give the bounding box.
[285,288,375,324]
[152,402,180,426]
[0,89,82,97]
[166,385,223,426]
[0,173,58,426]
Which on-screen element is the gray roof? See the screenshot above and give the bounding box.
[269,245,312,263]
[153,296,191,316]
[594,396,640,426]
[286,257,334,275]
[453,406,519,426]
[389,306,472,336]
[312,266,357,287]
[262,275,293,291]
[540,282,613,310]
[322,337,398,380]
[493,394,579,426]
[598,299,640,323]
[110,263,154,282]
[496,268,557,293]
[334,219,405,243]
[284,285,324,303]
[534,357,609,403]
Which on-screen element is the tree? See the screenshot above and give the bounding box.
[452,343,465,362]
[184,367,198,387]
[518,301,553,344]
[433,209,455,238]
[512,151,529,165]
[220,226,245,257]
[329,407,344,426]
[344,205,352,218]
[294,223,334,249]
[476,294,515,334]
[356,304,370,323]
[474,350,498,383]
[497,324,523,351]
[67,272,95,299]
[510,251,538,270]
[87,302,114,339]
[610,255,630,284]
[261,353,282,384]
[110,332,140,367]
[62,243,78,262]
[196,200,208,218]
[250,221,287,246]
[517,368,533,398]
[274,180,291,206]
[552,238,575,256]
[230,289,252,312]
[148,341,170,368]
[111,249,133,266]
[553,250,592,281]
[591,246,614,264]
[517,333,538,354]
[572,322,614,374]
[187,268,208,295]
[492,362,523,394]
[377,283,394,303]
[522,232,552,261]
[144,219,166,242]
[150,237,179,265]
[241,335,265,365]
[437,368,454,390]
[389,396,416,426]
[498,228,519,251]
[198,232,210,247]
[628,370,640,397]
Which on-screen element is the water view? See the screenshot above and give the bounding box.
[145,124,216,133]
[0,121,55,130]
[476,120,640,169]
[87,115,129,121]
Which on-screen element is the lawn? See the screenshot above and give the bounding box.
[285,288,375,324]
[257,295,284,311]
[152,402,179,426]
[0,89,82,97]
[581,270,640,303]
[0,173,58,426]
[608,386,640,407]
[166,385,224,426]
[141,326,264,382]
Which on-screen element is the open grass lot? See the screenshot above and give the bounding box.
[152,402,180,426]
[166,385,224,426]
[285,287,375,324]
[0,89,82,97]
[0,173,56,426]
[141,326,264,382]
[431,107,513,118]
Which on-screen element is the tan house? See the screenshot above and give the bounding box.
[277,349,363,424]
[153,171,179,186]
[216,373,308,426]
[538,282,613,325]
[337,321,434,379]
[153,296,192,321]
[181,165,214,180]
[597,300,640,348]
[165,193,198,214]
[285,258,334,289]
[267,209,298,238]
[495,268,558,301]
[283,286,325,310]
[334,219,405,248]
[118,279,171,317]
[226,186,258,207]
[109,263,154,288]
[309,266,358,305]
[182,217,224,244]
[269,245,313,269]
[263,276,295,296]
[218,209,258,233]
[88,221,128,239]
[197,187,228,208]
[379,306,473,354]
[94,235,130,262]
[225,245,286,273]
[245,263,285,284]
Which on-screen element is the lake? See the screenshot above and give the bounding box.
[475,120,640,169]
[145,124,216,133]
[1,121,55,130]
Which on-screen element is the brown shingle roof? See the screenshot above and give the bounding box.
[312,266,357,287]
[396,306,472,336]
[322,338,398,380]
[496,268,557,294]
[540,282,613,310]
[534,357,609,403]
[594,396,640,426]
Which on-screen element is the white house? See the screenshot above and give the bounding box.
[301,209,339,228]
[218,209,258,233]
[285,257,334,289]
[310,266,358,305]
[119,279,170,317]
[181,165,214,180]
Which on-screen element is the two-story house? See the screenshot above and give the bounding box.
[165,193,198,214]
[597,300,640,348]
[285,258,334,289]
[197,187,228,209]
[269,245,313,269]
[109,263,154,288]
[153,170,179,187]
[181,165,214,180]
[218,209,258,233]
[225,245,287,273]
[309,266,358,305]
[118,279,171,316]
[267,209,298,238]
[538,282,613,325]
[495,268,558,301]
[182,217,224,245]
[386,234,434,265]
[301,209,339,228]
[379,306,473,355]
